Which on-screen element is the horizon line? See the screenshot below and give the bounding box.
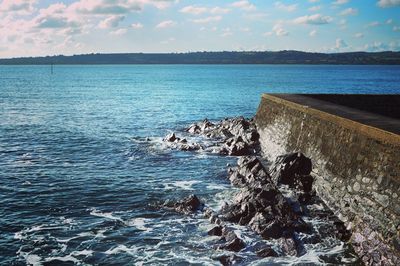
[1,50,399,60]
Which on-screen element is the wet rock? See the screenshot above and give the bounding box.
[220,136,251,156]
[270,152,314,193]
[228,156,271,188]
[185,117,260,156]
[187,124,201,134]
[173,194,202,214]
[163,132,179,142]
[278,237,298,257]
[179,143,201,151]
[220,237,246,252]
[208,226,223,236]
[213,254,242,266]
[256,246,279,257]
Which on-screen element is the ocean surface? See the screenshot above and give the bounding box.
[1,65,399,265]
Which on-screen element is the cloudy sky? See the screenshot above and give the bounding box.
[0,0,399,58]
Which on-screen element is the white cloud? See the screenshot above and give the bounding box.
[263,23,289,37]
[354,32,364,38]
[110,28,127,35]
[335,38,348,49]
[293,14,333,25]
[332,0,349,5]
[0,0,37,14]
[394,26,400,31]
[340,8,358,16]
[180,5,208,15]
[131,23,143,29]
[274,2,297,12]
[309,0,320,2]
[386,19,393,24]
[179,5,230,15]
[309,30,317,36]
[191,16,222,24]
[155,20,176,29]
[364,41,388,51]
[98,15,125,29]
[231,1,256,11]
[70,0,176,15]
[210,7,231,14]
[272,23,289,36]
[377,0,400,8]
[309,5,322,11]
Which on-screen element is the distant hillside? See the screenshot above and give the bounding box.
[1,51,400,65]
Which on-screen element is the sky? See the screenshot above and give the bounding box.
[0,0,399,58]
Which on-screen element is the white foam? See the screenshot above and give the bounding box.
[44,255,80,264]
[26,254,42,266]
[89,208,124,222]
[104,245,138,255]
[127,218,153,232]
[164,180,201,191]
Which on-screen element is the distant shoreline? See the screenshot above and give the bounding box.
[1,51,400,65]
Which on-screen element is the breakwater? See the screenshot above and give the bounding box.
[255,94,400,265]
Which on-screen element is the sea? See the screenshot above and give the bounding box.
[1,65,399,265]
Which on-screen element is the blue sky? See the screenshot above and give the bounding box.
[0,0,399,58]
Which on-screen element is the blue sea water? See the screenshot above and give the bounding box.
[0,65,399,265]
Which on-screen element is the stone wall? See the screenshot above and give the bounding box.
[255,94,400,265]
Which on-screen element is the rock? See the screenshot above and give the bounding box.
[263,221,285,239]
[163,132,179,142]
[270,152,313,192]
[213,254,242,266]
[279,237,298,257]
[228,156,271,188]
[256,246,279,257]
[208,226,223,236]
[184,117,260,156]
[173,194,202,214]
[220,237,246,252]
[179,143,201,151]
[187,124,201,134]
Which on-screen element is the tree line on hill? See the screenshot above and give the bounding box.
[1,51,399,65]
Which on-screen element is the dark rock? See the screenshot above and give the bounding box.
[179,143,201,151]
[256,246,279,257]
[270,152,313,193]
[173,194,202,214]
[187,124,201,134]
[278,237,298,257]
[221,237,246,252]
[261,220,284,239]
[213,254,242,266]
[163,132,178,142]
[208,226,223,236]
[228,156,271,188]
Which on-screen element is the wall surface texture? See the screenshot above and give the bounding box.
[255,94,400,265]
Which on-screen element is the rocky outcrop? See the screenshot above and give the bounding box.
[163,194,203,215]
[186,117,260,156]
[161,117,357,263]
[270,152,314,193]
[162,132,202,151]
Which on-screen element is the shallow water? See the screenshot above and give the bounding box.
[1,65,399,265]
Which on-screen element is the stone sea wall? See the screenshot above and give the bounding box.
[254,94,400,265]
